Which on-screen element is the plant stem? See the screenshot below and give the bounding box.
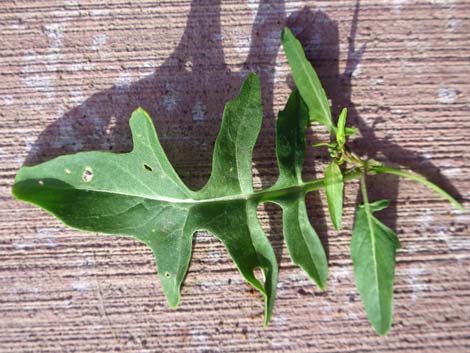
[255,168,363,203]
[372,166,464,211]
[360,171,370,209]
[254,164,463,212]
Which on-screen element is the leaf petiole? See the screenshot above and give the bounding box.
[360,171,370,210]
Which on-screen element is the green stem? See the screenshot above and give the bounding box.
[305,168,363,193]
[372,166,464,211]
[360,171,370,209]
[254,164,463,212]
[255,168,363,203]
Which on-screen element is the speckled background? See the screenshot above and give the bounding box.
[1,1,469,352]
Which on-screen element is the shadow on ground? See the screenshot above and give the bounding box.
[23,0,462,275]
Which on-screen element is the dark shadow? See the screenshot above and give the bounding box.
[23,0,287,266]
[285,9,341,260]
[286,2,463,239]
[22,0,462,283]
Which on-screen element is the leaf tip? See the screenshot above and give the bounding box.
[312,267,328,292]
[332,222,341,231]
[131,106,151,120]
[11,168,37,203]
[130,106,149,127]
[159,271,183,310]
[281,26,291,40]
[238,73,261,98]
[165,290,181,310]
[373,322,391,336]
[11,176,21,200]
[168,299,180,310]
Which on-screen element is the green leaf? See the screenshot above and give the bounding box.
[12,26,465,335]
[336,108,347,148]
[281,27,333,131]
[274,90,307,186]
[325,162,344,230]
[345,127,358,136]
[13,109,196,309]
[13,74,278,324]
[352,198,400,335]
[372,166,464,211]
[271,90,328,289]
[12,74,333,324]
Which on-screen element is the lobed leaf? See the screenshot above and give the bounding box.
[14,74,278,324]
[13,108,195,307]
[12,26,465,336]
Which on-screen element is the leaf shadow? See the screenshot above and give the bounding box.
[286,2,463,243]
[22,0,287,280]
[21,0,463,297]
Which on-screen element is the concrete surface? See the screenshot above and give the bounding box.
[0,1,469,352]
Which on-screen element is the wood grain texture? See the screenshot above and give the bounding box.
[1,0,469,352]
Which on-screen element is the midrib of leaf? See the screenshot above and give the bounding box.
[33,169,364,207]
[297,199,322,282]
[291,103,302,184]
[295,58,329,126]
[282,28,331,130]
[244,201,265,290]
[234,88,256,194]
[174,215,190,291]
[360,173,385,325]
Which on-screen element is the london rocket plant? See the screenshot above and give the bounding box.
[13,28,464,335]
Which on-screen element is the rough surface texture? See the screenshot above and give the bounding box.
[1,0,469,352]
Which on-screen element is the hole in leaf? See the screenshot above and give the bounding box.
[143,164,153,172]
[65,168,71,174]
[253,267,265,285]
[164,272,171,279]
[82,167,93,182]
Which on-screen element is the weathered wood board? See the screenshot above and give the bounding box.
[1,0,469,352]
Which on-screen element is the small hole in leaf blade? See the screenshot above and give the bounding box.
[253,267,265,285]
[143,164,153,172]
[82,167,93,182]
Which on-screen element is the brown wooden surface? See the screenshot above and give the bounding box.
[1,1,469,352]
